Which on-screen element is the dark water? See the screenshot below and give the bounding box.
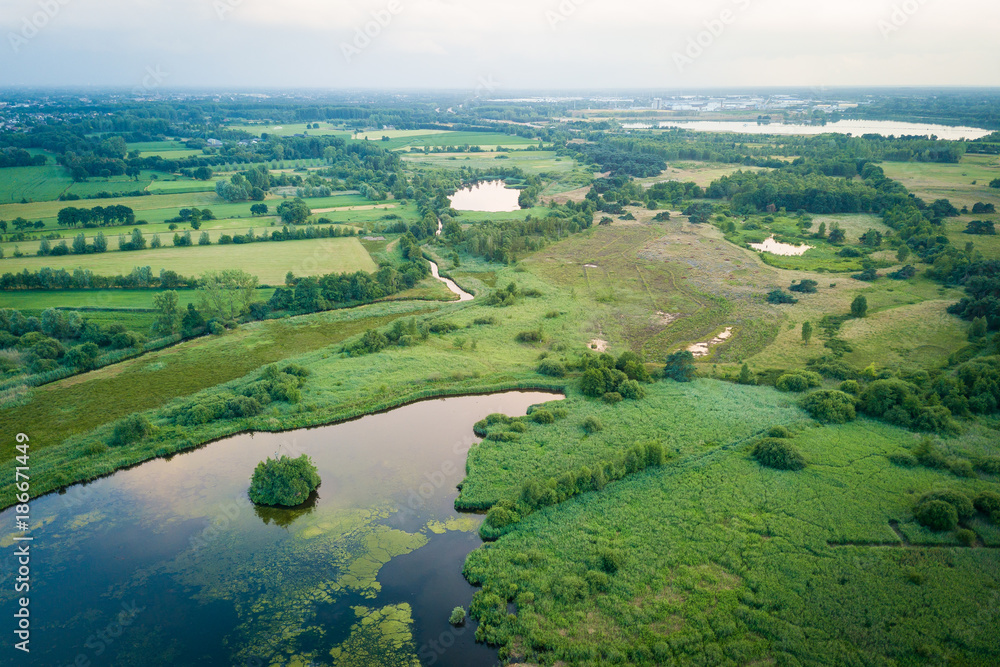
[0,392,562,667]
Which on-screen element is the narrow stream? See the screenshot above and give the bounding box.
[429,260,474,302]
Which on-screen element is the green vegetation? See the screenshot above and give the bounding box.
[4,95,1000,667]
[248,454,321,507]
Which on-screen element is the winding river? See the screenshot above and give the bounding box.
[0,392,563,666]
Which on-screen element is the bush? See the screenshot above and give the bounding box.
[767,425,792,439]
[917,490,974,521]
[789,280,818,294]
[800,390,857,423]
[617,379,646,400]
[208,321,226,335]
[531,410,555,424]
[767,290,798,305]
[449,607,466,626]
[582,416,604,434]
[108,413,156,447]
[914,500,958,532]
[956,529,977,546]
[602,392,623,404]
[775,372,821,392]
[750,438,806,471]
[839,380,861,395]
[974,491,1000,523]
[248,454,321,507]
[888,452,918,467]
[585,570,610,592]
[515,329,544,344]
[537,359,566,377]
[663,350,695,382]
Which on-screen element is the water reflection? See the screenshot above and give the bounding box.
[0,391,562,667]
[448,180,521,212]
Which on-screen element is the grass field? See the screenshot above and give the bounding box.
[227,123,351,138]
[0,165,74,204]
[362,131,540,151]
[461,389,1000,664]
[0,236,377,284]
[0,288,274,311]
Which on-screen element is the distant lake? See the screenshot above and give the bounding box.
[624,119,991,141]
[449,180,521,212]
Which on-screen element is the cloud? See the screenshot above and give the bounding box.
[0,0,997,88]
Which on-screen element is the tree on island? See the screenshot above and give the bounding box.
[248,454,321,507]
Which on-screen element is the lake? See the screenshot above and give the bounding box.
[0,391,563,666]
[448,181,521,212]
[625,119,991,140]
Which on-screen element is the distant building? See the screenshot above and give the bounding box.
[206,138,223,147]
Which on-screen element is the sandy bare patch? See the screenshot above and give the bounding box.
[656,311,679,326]
[583,264,599,269]
[589,339,609,352]
[687,327,733,358]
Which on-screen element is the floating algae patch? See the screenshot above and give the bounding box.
[425,516,482,534]
[328,604,421,667]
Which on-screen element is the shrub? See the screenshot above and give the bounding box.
[515,329,543,344]
[663,350,695,382]
[531,410,555,424]
[537,359,566,377]
[839,380,861,396]
[108,413,156,447]
[956,529,977,546]
[602,392,623,404]
[974,491,1000,523]
[449,607,466,626]
[916,490,974,521]
[767,425,792,439]
[775,372,821,393]
[618,379,646,400]
[799,390,857,424]
[767,290,798,305]
[789,280,818,294]
[914,500,958,532]
[248,454,321,507]
[750,438,806,471]
[208,321,225,335]
[582,416,603,434]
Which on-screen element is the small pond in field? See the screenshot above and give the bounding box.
[448,181,521,212]
[0,391,563,667]
[749,235,813,256]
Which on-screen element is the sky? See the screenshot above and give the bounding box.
[0,0,998,91]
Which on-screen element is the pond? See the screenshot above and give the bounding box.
[654,119,991,140]
[749,235,813,256]
[448,181,521,212]
[0,391,563,666]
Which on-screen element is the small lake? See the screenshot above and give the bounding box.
[448,181,521,213]
[629,119,991,141]
[749,235,813,256]
[0,391,562,666]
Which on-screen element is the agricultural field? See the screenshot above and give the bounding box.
[0,236,376,284]
[0,164,75,203]
[366,130,541,151]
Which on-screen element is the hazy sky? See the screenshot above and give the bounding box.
[1,0,997,91]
